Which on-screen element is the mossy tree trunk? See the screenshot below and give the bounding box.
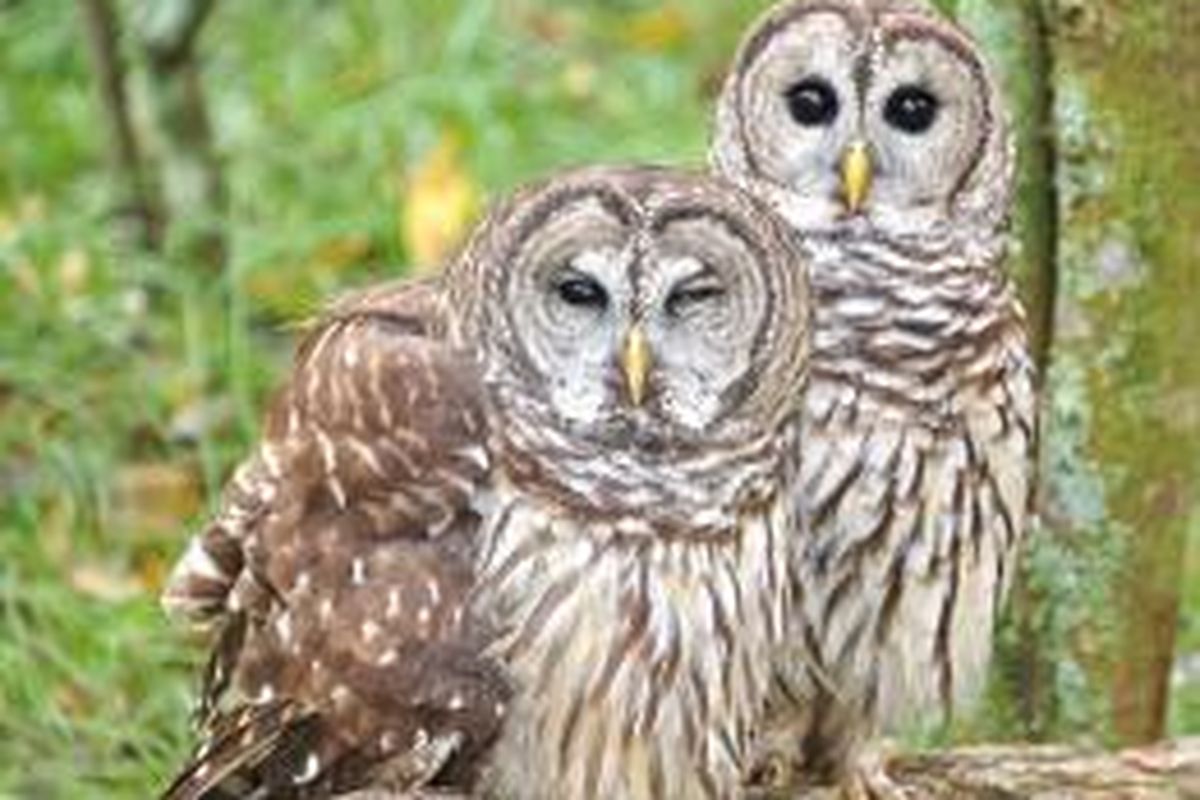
[955,0,1199,744]
[1045,0,1200,745]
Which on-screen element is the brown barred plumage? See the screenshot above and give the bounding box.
[161,166,812,799]
[712,0,1036,790]
[161,280,510,799]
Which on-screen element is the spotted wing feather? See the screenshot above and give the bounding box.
[161,281,509,799]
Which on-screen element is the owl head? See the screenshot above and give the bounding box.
[446,166,810,523]
[712,0,1013,251]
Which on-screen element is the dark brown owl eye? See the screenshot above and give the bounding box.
[884,85,940,133]
[555,275,608,310]
[666,281,725,317]
[784,77,840,127]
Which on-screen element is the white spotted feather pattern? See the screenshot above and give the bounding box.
[160,167,813,800]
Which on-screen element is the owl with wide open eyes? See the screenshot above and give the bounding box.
[159,165,813,800]
[712,0,1037,794]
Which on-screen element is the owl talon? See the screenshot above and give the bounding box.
[840,742,911,800]
[746,750,797,797]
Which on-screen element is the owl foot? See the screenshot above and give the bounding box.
[745,749,801,798]
[334,732,468,799]
[839,741,911,800]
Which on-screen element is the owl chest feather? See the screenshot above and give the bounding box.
[789,254,1036,733]
[472,489,792,800]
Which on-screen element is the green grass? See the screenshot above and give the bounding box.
[2,1,1197,796]
[0,1,761,795]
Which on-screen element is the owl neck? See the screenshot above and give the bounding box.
[802,232,1025,406]
[489,397,800,540]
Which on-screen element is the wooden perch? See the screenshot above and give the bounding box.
[331,741,1200,798]
[850,739,1198,798]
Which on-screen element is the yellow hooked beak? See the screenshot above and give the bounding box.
[621,324,652,407]
[841,141,873,214]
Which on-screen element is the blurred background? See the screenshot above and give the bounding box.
[0,0,1195,796]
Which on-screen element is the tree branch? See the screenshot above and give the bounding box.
[775,740,1200,798]
[136,0,226,269]
[138,0,217,68]
[888,739,1200,798]
[77,0,163,249]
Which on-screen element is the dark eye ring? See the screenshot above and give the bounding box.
[884,84,940,134]
[784,77,840,127]
[666,283,725,317]
[555,274,609,310]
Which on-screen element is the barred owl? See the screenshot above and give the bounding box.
[711,0,1037,790]
[160,166,812,800]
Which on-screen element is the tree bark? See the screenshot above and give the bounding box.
[883,738,1200,798]
[1041,0,1200,745]
[753,740,1200,798]
[956,0,1199,745]
[77,0,163,249]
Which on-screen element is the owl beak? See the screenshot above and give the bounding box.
[621,324,652,408]
[840,141,873,214]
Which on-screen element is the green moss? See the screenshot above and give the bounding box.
[1048,0,1200,743]
[954,0,1199,742]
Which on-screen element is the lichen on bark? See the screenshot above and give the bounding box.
[950,0,1199,745]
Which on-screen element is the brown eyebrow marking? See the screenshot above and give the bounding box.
[508,185,637,252]
[735,2,863,74]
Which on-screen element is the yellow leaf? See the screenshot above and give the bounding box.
[622,4,689,52]
[10,257,40,298]
[136,551,170,595]
[57,247,91,298]
[246,267,320,321]
[561,59,599,101]
[111,461,203,537]
[311,233,373,273]
[70,563,143,603]
[400,132,481,273]
[0,194,45,246]
[247,234,373,320]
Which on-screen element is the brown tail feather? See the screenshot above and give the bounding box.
[160,701,322,800]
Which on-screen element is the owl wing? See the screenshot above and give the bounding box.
[160,279,509,799]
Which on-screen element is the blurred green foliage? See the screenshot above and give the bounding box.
[0,0,1196,797]
[0,1,762,795]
